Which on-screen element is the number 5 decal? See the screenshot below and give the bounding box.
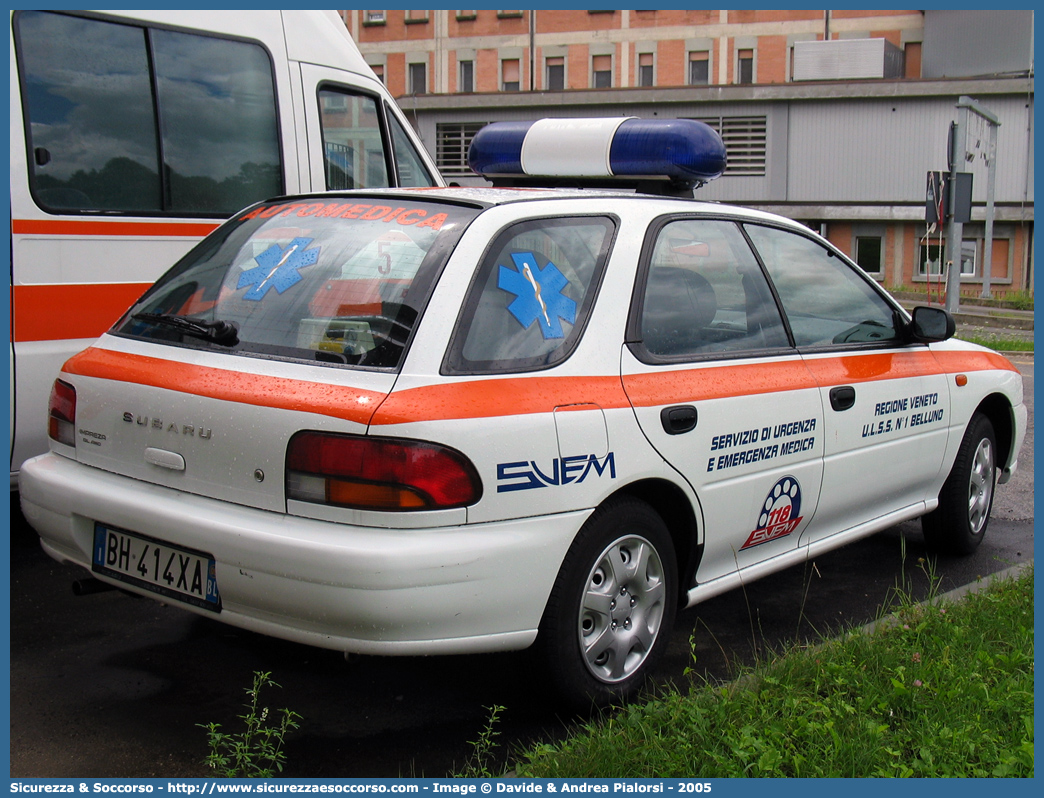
[377,239,391,275]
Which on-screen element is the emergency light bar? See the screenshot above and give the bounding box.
[468,117,727,195]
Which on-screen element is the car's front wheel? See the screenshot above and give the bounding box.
[538,497,677,709]
[922,412,997,554]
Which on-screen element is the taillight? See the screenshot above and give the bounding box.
[48,379,77,447]
[286,431,482,511]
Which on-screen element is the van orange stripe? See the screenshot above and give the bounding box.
[63,348,385,427]
[12,218,219,237]
[12,283,153,342]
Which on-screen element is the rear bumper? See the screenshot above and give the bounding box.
[20,452,588,655]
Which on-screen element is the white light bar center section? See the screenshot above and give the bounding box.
[519,117,635,177]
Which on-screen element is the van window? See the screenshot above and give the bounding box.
[318,89,388,189]
[388,109,437,187]
[14,10,282,215]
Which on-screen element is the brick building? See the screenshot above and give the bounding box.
[342,10,1034,297]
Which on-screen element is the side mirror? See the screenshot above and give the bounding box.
[909,306,955,343]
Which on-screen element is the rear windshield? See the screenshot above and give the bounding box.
[114,198,479,369]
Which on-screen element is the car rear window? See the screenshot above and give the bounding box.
[114,198,479,369]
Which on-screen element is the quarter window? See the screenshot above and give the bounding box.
[446,217,616,374]
[745,224,899,348]
[15,10,281,215]
[388,111,437,188]
[637,219,789,359]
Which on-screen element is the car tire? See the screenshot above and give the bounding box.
[537,497,677,709]
[922,412,997,555]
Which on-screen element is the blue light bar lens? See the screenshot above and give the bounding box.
[467,117,726,184]
[610,118,726,183]
[467,121,534,177]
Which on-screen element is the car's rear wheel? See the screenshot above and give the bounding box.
[538,497,677,709]
[922,412,997,555]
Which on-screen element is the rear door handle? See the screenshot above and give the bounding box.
[830,386,856,412]
[660,405,697,435]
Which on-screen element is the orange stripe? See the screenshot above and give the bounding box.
[12,218,219,237]
[63,348,385,426]
[372,376,631,425]
[931,349,1019,374]
[60,346,1021,430]
[802,350,944,385]
[12,283,153,342]
[622,358,817,408]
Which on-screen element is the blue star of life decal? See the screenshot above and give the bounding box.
[237,237,320,301]
[498,252,577,340]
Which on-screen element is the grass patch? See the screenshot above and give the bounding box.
[958,334,1034,352]
[514,567,1034,778]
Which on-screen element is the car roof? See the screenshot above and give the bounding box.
[257,186,811,233]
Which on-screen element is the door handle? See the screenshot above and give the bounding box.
[660,405,697,435]
[830,386,856,412]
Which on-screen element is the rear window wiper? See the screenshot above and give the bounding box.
[131,313,239,347]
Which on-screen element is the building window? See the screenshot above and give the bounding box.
[363,10,385,25]
[546,57,565,90]
[437,122,488,177]
[497,10,524,19]
[592,54,612,88]
[405,10,429,24]
[689,52,710,85]
[457,10,478,21]
[502,59,520,91]
[638,53,654,87]
[409,62,427,95]
[737,48,754,84]
[370,63,385,84]
[918,241,978,278]
[959,240,977,276]
[855,236,884,275]
[459,60,474,93]
[692,115,767,176]
[919,243,945,277]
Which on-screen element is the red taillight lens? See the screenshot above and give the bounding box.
[48,379,77,447]
[286,432,482,511]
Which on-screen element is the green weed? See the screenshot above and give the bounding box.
[455,704,507,778]
[199,671,302,778]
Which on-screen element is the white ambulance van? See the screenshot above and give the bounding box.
[9,9,443,485]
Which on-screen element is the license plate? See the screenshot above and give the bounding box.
[92,523,221,612]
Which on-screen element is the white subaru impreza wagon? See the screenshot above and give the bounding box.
[20,118,1026,706]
